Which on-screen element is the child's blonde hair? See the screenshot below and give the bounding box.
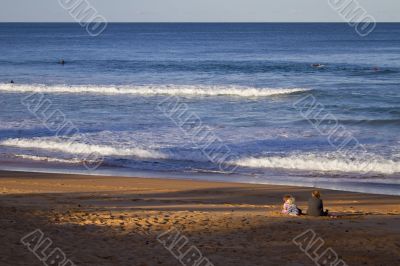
[283,194,291,202]
[287,196,295,204]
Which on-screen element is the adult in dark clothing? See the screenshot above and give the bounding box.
[307,190,328,216]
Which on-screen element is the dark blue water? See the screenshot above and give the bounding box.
[0,23,399,194]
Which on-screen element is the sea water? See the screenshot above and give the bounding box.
[0,23,399,194]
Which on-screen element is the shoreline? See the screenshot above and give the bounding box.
[1,163,400,196]
[1,170,400,265]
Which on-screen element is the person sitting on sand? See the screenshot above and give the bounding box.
[307,190,328,217]
[282,195,301,216]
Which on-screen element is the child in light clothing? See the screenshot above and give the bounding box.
[282,195,301,216]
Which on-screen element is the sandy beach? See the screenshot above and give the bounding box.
[0,170,399,266]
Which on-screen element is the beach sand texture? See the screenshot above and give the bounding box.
[1,171,399,266]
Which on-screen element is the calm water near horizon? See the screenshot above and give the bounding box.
[0,23,399,195]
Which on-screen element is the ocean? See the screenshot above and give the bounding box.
[0,23,399,195]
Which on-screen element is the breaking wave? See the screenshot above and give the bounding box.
[2,137,400,175]
[232,154,400,175]
[0,138,167,159]
[0,84,310,97]
[14,154,83,164]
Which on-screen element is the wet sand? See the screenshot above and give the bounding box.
[0,170,399,266]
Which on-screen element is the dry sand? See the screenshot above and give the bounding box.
[0,170,399,266]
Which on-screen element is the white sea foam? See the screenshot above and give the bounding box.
[0,120,41,130]
[3,136,399,175]
[232,154,400,174]
[0,84,310,97]
[14,154,83,164]
[0,138,167,159]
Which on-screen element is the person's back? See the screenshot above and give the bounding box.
[308,196,324,216]
[307,190,328,216]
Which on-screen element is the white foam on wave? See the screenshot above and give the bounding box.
[0,120,42,130]
[14,154,83,164]
[0,138,167,159]
[232,154,400,175]
[0,84,310,97]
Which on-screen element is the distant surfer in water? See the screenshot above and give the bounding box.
[59,59,65,65]
[10,80,14,84]
[311,64,324,68]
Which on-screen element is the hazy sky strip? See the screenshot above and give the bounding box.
[0,0,399,22]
